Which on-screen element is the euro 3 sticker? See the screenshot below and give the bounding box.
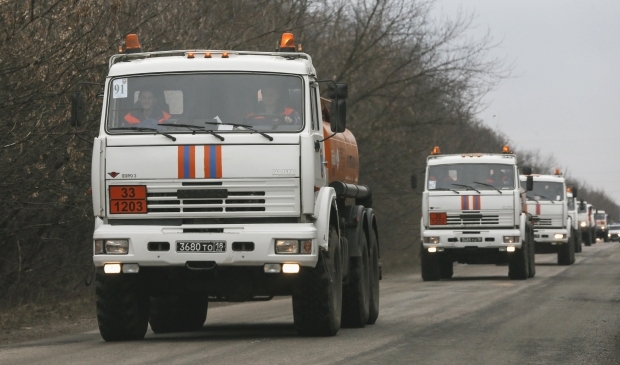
[112,78,128,98]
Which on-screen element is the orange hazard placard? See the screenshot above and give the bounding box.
[110,199,147,214]
[109,186,147,200]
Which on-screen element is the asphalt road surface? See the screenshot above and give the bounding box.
[2,242,620,365]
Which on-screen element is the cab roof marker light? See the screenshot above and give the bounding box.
[124,34,141,53]
[431,146,441,155]
[222,52,229,58]
[204,52,212,58]
[187,52,195,59]
[279,32,296,52]
[502,145,512,154]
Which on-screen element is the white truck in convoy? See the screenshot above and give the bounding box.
[414,146,535,280]
[578,201,595,246]
[519,171,575,265]
[72,33,381,341]
[566,186,582,253]
[594,210,609,242]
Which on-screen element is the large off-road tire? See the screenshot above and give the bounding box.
[293,225,342,336]
[583,230,592,246]
[421,249,440,281]
[508,242,529,280]
[149,292,208,333]
[528,232,536,278]
[341,231,370,328]
[574,228,582,253]
[558,236,575,266]
[366,226,380,325]
[95,269,149,342]
[439,256,453,279]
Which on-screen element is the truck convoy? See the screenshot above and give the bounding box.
[73,33,381,341]
[566,187,582,253]
[415,146,536,280]
[519,170,575,265]
[578,201,595,246]
[594,210,609,242]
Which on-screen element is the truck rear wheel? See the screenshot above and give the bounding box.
[149,292,208,333]
[583,230,592,246]
[95,269,149,341]
[341,231,370,328]
[574,229,582,253]
[508,242,529,280]
[558,237,575,265]
[367,226,380,325]
[293,225,342,336]
[421,249,440,281]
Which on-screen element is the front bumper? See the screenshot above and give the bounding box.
[421,228,523,249]
[533,228,569,243]
[93,221,318,268]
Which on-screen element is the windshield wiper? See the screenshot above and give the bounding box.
[534,194,555,204]
[205,122,273,141]
[452,183,481,194]
[433,187,460,194]
[473,181,502,194]
[109,127,176,141]
[159,123,225,141]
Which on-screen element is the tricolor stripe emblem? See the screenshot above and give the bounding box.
[461,195,481,210]
[177,145,223,179]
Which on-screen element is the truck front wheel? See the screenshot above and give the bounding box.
[421,249,440,281]
[558,236,575,266]
[293,225,343,336]
[149,292,208,333]
[439,256,453,279]
[95,269,149,341]
[508,242,529,280]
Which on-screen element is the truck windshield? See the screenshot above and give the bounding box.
[526,181,565,201]
[427,163,515,191]
[594,213,606,220]
[106,73,304,133]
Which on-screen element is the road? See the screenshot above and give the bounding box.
[2,242,620,365]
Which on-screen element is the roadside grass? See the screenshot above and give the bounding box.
[0,289,96,346]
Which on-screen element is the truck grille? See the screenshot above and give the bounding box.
[434,210,513,227]
[109,178,299,217]
[532,216,562,227]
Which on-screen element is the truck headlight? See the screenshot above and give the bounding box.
[580,222,587,227]
[554,233,565,239]
[503,236,520,243]
[275,240,312,254]
[105,239,129,254]
[423,236,440,244]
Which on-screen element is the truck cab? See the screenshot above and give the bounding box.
[577,201,595,246]
[519,171,575,265]
[75,33,380,341]
[594,210,609,242]
[418,146,535,280]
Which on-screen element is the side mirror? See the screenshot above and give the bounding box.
[572,187,578,198]
[330,99,346,133]
[70,91,84,127]
[526,175,533,191]
[327,83,348,99]
[579,202,586,210]
[521,166,532,175]
[411,174,417,189]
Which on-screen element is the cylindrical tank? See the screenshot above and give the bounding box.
[322,120,359,185]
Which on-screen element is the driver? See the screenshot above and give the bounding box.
[246,85,301,127]
[124,90,171,127]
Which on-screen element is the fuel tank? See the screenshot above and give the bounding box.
[322,119,359,185]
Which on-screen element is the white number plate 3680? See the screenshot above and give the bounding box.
[176,241,226,253]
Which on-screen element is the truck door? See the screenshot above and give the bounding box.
[311,85,327,187]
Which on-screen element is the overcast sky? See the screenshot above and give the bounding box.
[433,0,620,205]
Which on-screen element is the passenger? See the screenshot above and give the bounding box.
[246,85,301,127]
[124,90,171,127]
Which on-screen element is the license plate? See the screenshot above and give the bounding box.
[176,241,226,253]
[460,237,482,243]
